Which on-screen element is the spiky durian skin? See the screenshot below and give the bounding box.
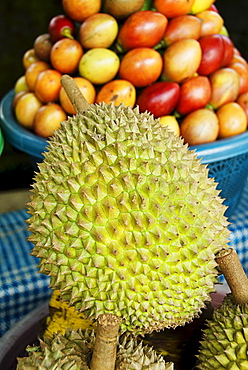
[197,293,248,369]
[116,333,174,370]
[27,103,229,335]
[17,330,173,370]
[16,329,93,370]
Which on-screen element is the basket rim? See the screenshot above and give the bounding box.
[1,89,248,163]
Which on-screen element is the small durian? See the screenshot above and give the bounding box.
[27,75,230,336]
[197,248,248,369]
[16,329,173,370]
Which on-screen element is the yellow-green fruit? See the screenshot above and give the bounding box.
[27,103,229,335]
[197,293,248,369]
[17,329,173,370]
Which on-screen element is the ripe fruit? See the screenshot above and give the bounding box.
[136,81,180,117]
[119,47,163,87]
[25,60,50,91]
[176,76,212,116]
[62,0,101,22]
[28,91,229,335]
[237,92,248,122]
[33,33,53,61]
[163,39,202,83]
[159,115,180,136]
[35,69,62,103]
[103,0,145,19]
[163,15,202,46]
[33,103,67,138]
[79,48,120,85]
[48,15,76,42]
[60,77,96,114]
[79,13,118,49]
[22,48,39,69]
[180,108,219,145]
[209,67,240,109]
[50,38,83,74]
[15,92,42,129]
[95,79,136,108]
[116,11,168,52]
[14,75,29,94]
[196,10,224,38]
[154,0,195,18]
[217,102,247,138]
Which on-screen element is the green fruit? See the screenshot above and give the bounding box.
[16,329,93,370]
[197,293,248,369]
[17,330,173,370]
[27,102,229,335]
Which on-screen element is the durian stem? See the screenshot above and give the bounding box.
[216,248,248,305]
[90,313,120,370]
[60,74,91,114]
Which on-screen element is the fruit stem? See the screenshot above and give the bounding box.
[216,248,248,305]
[60,74,90,114]
[91,313,120,370]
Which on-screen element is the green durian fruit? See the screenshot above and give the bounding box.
[197,293,248,369]
[16,329,94,370]
[27,101,230,335]
[16,330,173,370]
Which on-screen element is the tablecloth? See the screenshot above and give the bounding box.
[0,180,248,338]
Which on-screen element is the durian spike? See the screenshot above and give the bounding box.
[60,74,91,114]
[216,248,248,305]
[91,313,120,370]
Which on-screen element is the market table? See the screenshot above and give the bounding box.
[0,179,248,338]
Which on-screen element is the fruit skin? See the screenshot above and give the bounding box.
[15,92,42,129]
[50,38,84,74]
[136,81,180,117]
[197,294,248,370]
[116,11,168,52]
[154,0,195,18]
[27,103,229,335]
[103,0,145,19]
[79,13,118,49]
[16,329,173,370]
[159,115,180,136]
[33,103,67,138]
[79,48,120,85]
[62,0,101,22]
[163,39,202,83]
[217,102,247,139]
[163,15,201,46]
[180,108,219,145]
[34,33,53,61]
[48,14,76,42]
[119,47,163,87]
[95,79,136,108]
[190,0,216,14]
[176,76,212,116]
[35,69,62,103]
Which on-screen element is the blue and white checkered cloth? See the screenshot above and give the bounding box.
[0,209,51,337]
[0,180,248,338]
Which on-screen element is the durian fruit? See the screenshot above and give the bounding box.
[27,75,230,336]
[197,248,248,369]
[16,329,174,370]
[197,294,248,369]
[16,329,94,370]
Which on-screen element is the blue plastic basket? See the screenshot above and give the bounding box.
[1,90,248,218]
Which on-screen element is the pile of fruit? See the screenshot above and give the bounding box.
[12,0,248,144]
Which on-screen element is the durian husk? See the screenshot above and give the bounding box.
[16,329,174,370]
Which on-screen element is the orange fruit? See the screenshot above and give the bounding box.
[23,48,39,69]
[60,77,96,114]
[62,0,101,22]
[50,38,83,74]
[95,79,136,108]
[12,91,28,108]
[33,103,67,138]
[217,102,247,138]
[15,92,42,129]
[180,108,219,145]
[25,60,50,91]
[35,69,62,103]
